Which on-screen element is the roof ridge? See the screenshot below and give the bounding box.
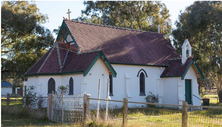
[37,46,55,73]
[66,19,161,34]
[168,58,181,60]
[78,48,101,55]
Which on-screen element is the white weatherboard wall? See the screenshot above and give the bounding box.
[83,58,110,107]
[27,74,83,97]
[183,66,201,106]
[26,60,202,108]
[110,64,163,108]
[161,66,201,106]
[62,74,83,96]
[1,88,13,96]
[161,77,180,105]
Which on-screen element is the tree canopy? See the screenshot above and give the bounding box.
[77,1,172,35]
[172,1,222,92]
[1,1,54,85]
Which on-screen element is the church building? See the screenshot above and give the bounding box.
[24,19,204,107]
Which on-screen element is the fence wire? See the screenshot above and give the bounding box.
[87,98,222,127]
[187,108,222,127]
[88,99,182,127]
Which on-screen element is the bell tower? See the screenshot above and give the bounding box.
[182,39,192,64]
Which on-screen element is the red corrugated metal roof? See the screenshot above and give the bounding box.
[65,20,180,65]
[161,58,193,77]
[25,20,191,76]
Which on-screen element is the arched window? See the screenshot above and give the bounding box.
[140,72,145,96]
[48,78,55,94]
[69,77,74,95]
[109,75,113,96]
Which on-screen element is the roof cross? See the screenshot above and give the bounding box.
[67,9,71,20]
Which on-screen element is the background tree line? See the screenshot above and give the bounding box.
[1,1,54,88]
[172,1,222,98]
[1,1,222,100]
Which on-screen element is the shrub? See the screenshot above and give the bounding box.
[145,92,159,107]
[145,92,159,103]
[23,85,39,108]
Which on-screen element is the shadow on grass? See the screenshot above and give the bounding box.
[1,104,54,126]
[91,106,181,119]
[191,108,222,119]
[1,115,54,126]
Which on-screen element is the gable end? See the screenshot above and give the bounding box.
[56,20,79,48]
[83,51,117,77]
[181,60,204,80]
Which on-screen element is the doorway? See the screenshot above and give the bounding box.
[185,79,192,104]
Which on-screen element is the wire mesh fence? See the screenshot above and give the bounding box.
[187,107,222,126]
[88,99,183,126]
[86,97,222,127]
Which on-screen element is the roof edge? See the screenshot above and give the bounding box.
[193,62,204,80]
[110,62,168,67]
[24,48,53,75]
[24,70,84,77]
[160,76,181,78]
[181,59,204,80]
[83,51,117,77]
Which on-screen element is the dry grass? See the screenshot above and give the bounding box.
[1,89,222,127]
[86,106,222,127]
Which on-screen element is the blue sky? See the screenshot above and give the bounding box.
[35,1,195,39]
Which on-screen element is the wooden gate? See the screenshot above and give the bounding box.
[52,93,84,123]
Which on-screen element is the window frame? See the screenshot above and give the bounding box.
[109,75,113,96]
[69,77,74,95]
[139,72,146,96]
[48,78,55,94]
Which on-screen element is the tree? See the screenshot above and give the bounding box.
[1,1,54,86]
[77,1,171,35]
[172,1,222,99]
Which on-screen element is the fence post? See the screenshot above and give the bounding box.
[182,101,188,127]
[96,79,101,120]
[47,94,53,121]
[7,93,10,113]
[123,98,128,127]
[84,94,91,123]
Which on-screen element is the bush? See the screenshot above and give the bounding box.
[145,92,159,103]
[145,92,159,107]
[23,86,39,108]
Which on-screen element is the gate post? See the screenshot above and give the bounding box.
[182,101,188,127]
[47,94,53,121]
[123,98,128,127]
[84,94,91,122]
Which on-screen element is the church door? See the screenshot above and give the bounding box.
[185,79,192,104]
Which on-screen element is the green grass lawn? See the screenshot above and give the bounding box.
[1,89,222,127]
[90,106,222,127]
